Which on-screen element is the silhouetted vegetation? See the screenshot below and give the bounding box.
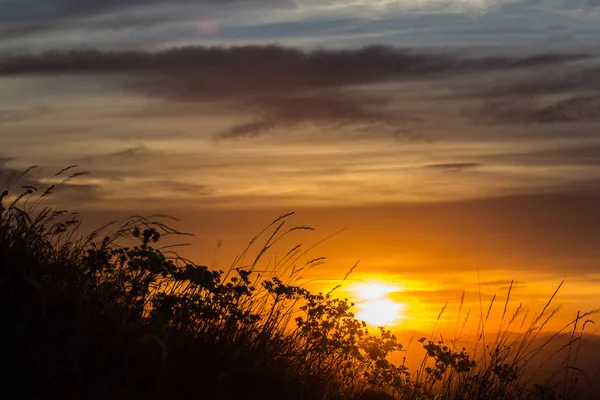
[2,167,597,399]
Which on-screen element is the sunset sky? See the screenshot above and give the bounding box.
[2,0,600,334]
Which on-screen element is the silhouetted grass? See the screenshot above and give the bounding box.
[1,167,597,400]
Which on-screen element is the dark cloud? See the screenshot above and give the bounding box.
[4,0,594,24]
[52,182,105,203]
[0,0,293,43]
[485,144,600,167]
[0,0,278,21]
[221,119,277,139]
[0,13,180,40]
[426,163,482,171]
[463,59,600,126]
[218,93,400,139]
[492,67,600,96]
[0,45,589,138]
[482,94,600,125]
[0,0,295,49]
[109,145,149,158]
[154,180,213,195]
[0,106,52,124]
[0,110,31,124]
[0,157,15,165]
[51,0,198,18]
[0,46,587,86]
[501,0,600,12]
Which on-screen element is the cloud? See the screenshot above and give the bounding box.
[0,46,587,83]
[0,13,180,40]
[426,163,481,171]
[0,0,294,48]
[488,67,600,97]
[0,0,281,21]
[463,60,600,127]
[109,145,149,158]
[504,143,600,166]
[0,106,52,124]
[0,45,589,139]
[503,0,600,12]
[52,181,105,203]
[154,180,213,195]
[481,95,600,125]
[2,0,600,53]
[221,119,277,139]
[217,92,401,138]
[3,45,600,213]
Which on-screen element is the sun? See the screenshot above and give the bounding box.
[355,298,407,327]
[350,282,408,327]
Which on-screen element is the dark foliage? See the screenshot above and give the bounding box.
[1,168,596,399]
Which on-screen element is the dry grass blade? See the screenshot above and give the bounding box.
[343,261,359,281]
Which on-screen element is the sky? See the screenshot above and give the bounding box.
[2,0,600,334]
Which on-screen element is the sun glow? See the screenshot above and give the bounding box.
[351,282,407,327]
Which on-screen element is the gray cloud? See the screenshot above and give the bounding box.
[484,145,600,167]
[484,67,600,97]
[0,13,179,40]
[109,145,149,159]
[0,106,52,124]
[4,0,593,25]
[0,0,300,45]
[2,0,600,54]
[500,0,600,12]
[52,181,105,203]
[0,0,278,21]
[218,92,399,139]
[461,59,600,126]
[154,180,213,195]
[482,95,600,125]
[0,0,293,49]
[426,163,482,171]
[0,46,587,84]
[220,119,276,139]
[0,46,589,139]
